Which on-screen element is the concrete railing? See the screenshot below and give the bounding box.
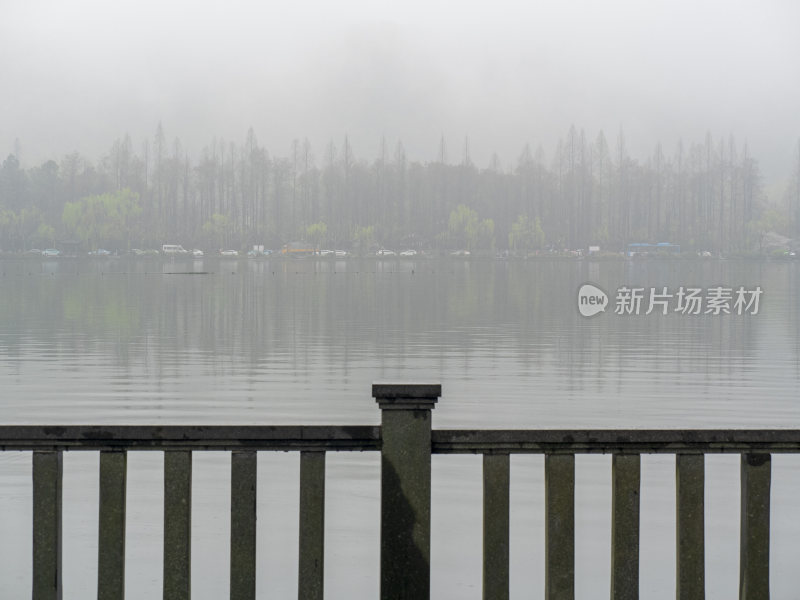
[1,383,795,599]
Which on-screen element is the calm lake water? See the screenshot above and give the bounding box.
[1,257,799,598]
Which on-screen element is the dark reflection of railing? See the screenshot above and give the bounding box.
[1,384,792,599]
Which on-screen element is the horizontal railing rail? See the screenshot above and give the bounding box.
[5,425,800,453]
[431,428,800,453]
[0,425,381,451]
[1,384,794,600]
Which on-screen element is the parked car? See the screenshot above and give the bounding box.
[399,249,418,257]
[376,248,396,256]
[220,249,239,257]
[41,249,61,257]
[192,249,204,257]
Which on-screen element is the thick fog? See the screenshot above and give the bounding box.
[2,0,799,194]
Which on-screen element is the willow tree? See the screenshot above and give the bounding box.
[62,188,142,250]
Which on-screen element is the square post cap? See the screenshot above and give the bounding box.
[373,383,441,410]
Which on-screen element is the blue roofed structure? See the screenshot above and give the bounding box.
[626,242,680,257]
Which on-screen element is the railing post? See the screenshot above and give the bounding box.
[98,450,127,600]
[164,450,192,600]
[230,450,257,600]
[545,454,574,600]
[611,454,640,600]
[298,451,326,600]
[374,382,440,600]
[483,453,510,600]
[676,454,705,600]
[739,453,771,600]
[32,451,63,600]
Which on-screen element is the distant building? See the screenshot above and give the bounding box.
[626,242,680,257]
[57,240,82,257]
[281,241,315,256]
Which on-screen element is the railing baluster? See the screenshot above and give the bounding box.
[298,451,325,600]
[676,454,704,600]
[164,450,192,600]
[739,453,771,600]
[483,453,510,600]
[32,450,63,600]
[230,451,257,600]
[9,394,800,599]
[611,454,640,600]
[545,453,574,600]
[98,450,127,600]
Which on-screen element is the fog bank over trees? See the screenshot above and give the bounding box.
[2,0,799,195]
[2,126,799,254]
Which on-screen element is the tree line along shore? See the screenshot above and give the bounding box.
[2,127,799,257]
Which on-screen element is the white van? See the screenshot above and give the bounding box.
[162,244,188,254]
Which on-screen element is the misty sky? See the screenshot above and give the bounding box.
[2,0,799,196]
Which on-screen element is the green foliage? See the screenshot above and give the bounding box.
[63,188,141,249]
[306,222,328,248]
[745,207,792,253]
[476,218,495,253]
[19,207,42,246]
[508,214,544,256]
[202,213,232,248]
[0,207,46,250]
[0,130,780,253]
[753,208,790,237]
[0,208,14,228]
[35,223,56,247]
[448,204,478,249]
[0,208,17,249]
[592,222,610,245]
[448,204,495,254]
[352,225,374,255]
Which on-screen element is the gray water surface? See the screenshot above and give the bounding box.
[1,258,798,598]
